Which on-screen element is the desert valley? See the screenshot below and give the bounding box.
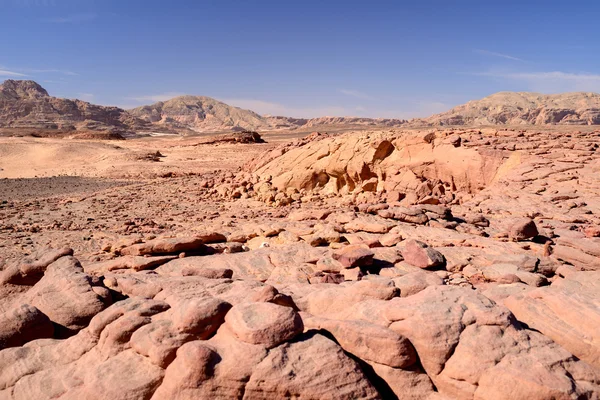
[0,74,599,400]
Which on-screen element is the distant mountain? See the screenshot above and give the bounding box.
[128,96,272,133]
[264,115,407,130]
[6,80,597,140]
[0,80,149,136]
[0,81,408,137]
[129,96,408,133]
[420,92,600,126]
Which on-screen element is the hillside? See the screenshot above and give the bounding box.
[0,80,149,137]
[421,91,600,126]
[129,96,408,133]
[128,96,272,133]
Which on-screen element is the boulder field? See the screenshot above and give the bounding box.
[0,127,599,399]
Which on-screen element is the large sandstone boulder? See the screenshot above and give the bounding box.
[0,304,53,349]
[251,131,507,197]
[22,255,107,332]
[401,240,446,269]
[243,333,381,399]
[0,247,73,285]
[224,302,303,348]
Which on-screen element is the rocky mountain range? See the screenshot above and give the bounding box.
[0,80,150,137]
[2,80,600,138]
[128,97,409,133]
[420,91,600,126]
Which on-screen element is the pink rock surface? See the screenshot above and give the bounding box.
[332,244,375,268]
[224,302,303,348]
[401,239,446,269]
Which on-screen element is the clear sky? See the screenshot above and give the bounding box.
[1,0,600,118]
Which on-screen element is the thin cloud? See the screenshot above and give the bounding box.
[43,13,97,23]
[1,65,78,76]
[77,93,94,101]
[221,98,347,118]
[129,92,186,103]
[13,0,57,6]
[222,98,447,119]
[21,68,77,76]
[477,70,600,92]
[474,49,525,62]
[0,69,28,77]
[484,71,600,81]
[339,89,376,100]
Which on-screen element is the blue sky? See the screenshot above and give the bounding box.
[1,0,600,118]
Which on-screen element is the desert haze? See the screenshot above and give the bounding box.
[1,1,600,398]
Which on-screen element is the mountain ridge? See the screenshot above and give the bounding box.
[2,80,600,138]
[0,79,150,137]
[128,95,272,133]
[419,91,600,126]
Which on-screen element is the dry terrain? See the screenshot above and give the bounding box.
[0,123,599,400]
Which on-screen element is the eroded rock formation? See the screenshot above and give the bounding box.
[1,126,599,399]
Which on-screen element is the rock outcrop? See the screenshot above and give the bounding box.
[248,130,507,201]
[265,115,408,130]
[1,243,598,399]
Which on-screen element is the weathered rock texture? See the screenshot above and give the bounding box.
[249,130,507,198]
[1,125,600,399]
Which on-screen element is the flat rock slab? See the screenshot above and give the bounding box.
[120,233,226,256]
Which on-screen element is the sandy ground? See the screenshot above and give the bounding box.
[0,135,271,179]
[0,131,305,263]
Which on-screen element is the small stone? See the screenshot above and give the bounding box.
[508,218,539,241]
[332,245,374,268]
[401,240,445,269]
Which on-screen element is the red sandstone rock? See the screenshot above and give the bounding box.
[0,304,53,349]
[224,302,303,348]
[120,233,225,256]
[508,218,539,241]
[401,240,446,269]
[332,244,375,268]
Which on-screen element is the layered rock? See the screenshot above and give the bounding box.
[265,115,407,130]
